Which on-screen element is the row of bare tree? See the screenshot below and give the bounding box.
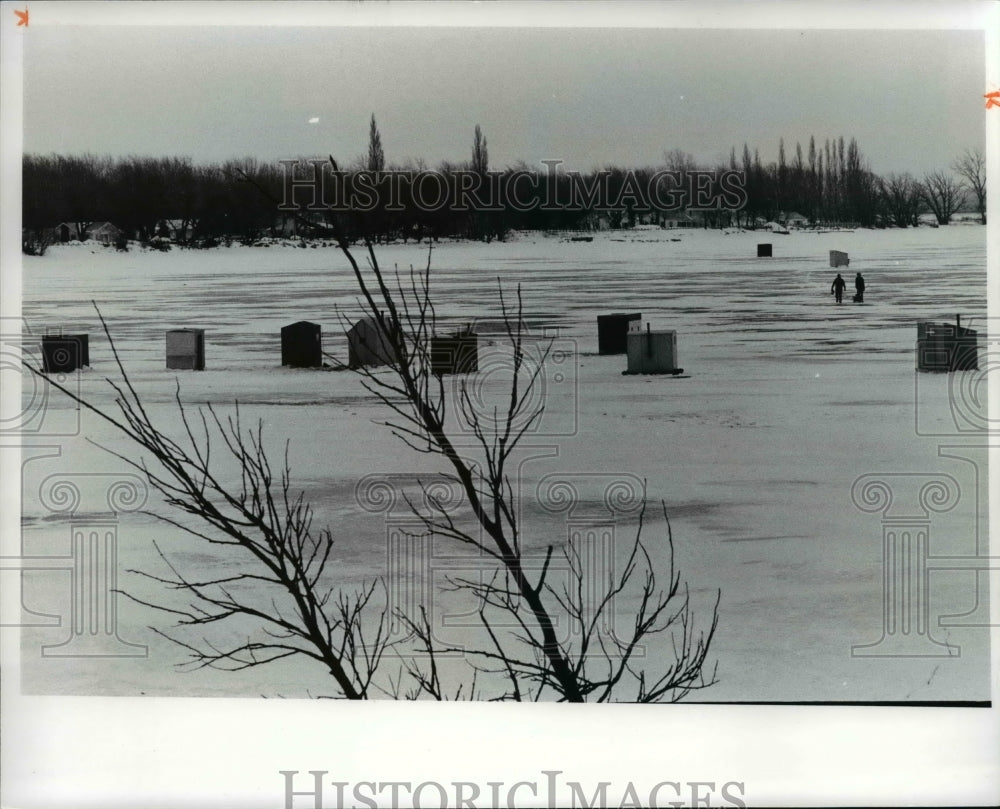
[22,153,283,250]
[22,122,985,254]
[725,138,985,228]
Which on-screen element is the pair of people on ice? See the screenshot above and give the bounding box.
[831,272,865,303]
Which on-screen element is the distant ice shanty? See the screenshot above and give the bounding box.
[597,312,642,355]
[65,334,90,367]
[281,321,323,368]
[41,333,88,374]
[916,316,979,372]
[757,243,772,258]
[165,328,205,370]
[430,326,479,375]
[347,316,394,369]
[624,323,683,375]
[829,250,850,268]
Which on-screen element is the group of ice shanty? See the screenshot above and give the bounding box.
[39,245,979,378]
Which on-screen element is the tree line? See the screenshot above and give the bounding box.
[728,137,985,230]
[22,118,985,254]
[22,153,283,252]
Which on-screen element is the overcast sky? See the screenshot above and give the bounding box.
[21,21,986,176]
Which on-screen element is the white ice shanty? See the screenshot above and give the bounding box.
[624,321,683,375]
[347,316,394,369]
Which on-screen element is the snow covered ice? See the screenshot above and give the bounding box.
[17,224,989,702]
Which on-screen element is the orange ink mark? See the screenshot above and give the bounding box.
[986,90,1000,110]
[15,8,28,26]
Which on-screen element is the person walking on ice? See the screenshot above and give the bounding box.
[854,272,866,303]
[831,272,846,303]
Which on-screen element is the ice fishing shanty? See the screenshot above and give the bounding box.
[41,333,89,374]
[65,334,90,367]
[430,325,479,375]
[829,250,850,268]
[347,316,395,369]
[624,322,684,376]
[916,315,979,372]
[757,243,772,258]
[597,312,642,355]
[165,328,205,370]
[281,321,323,368]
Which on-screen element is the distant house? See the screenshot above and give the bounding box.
[56,221,124,244]
[88,222,124,246]
[661,211,697,228]
[156,219,195,241]
[782,211,809,228]
[272,211,327,238]
[56,222,85,242]
[578,211,610,231]
[273,214,297,238]
[347,316,394,369]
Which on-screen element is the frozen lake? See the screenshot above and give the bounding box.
[15,224,990,702]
